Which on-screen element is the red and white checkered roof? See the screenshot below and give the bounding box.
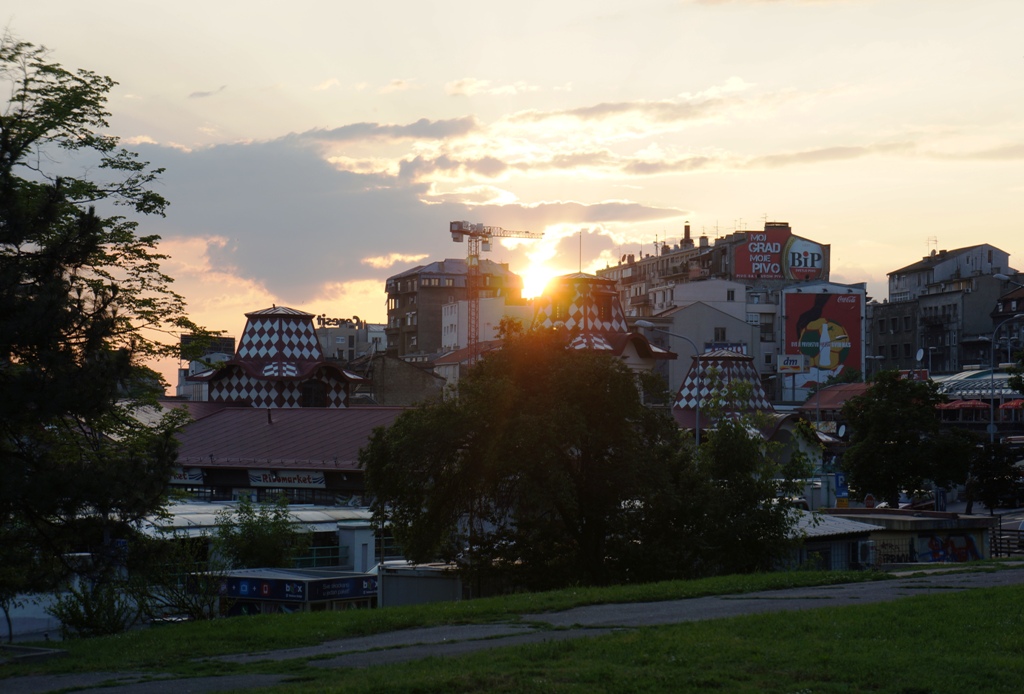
[192,306,362,408]
[673,349,774,424]
[533,273,628,335]
[235,306,323,374]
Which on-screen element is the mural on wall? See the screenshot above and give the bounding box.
[917,533,981,563]
[784,291,863,390]
[733,226,827,281]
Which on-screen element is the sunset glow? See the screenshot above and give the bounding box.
[5,0,1021,392]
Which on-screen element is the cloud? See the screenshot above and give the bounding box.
[362,253,429,269]
[445,78,541,96]
[399,154,508,181]
[313,78,341,91]
[748,142,912,168]
[188,85,227,99]
[296,116,479,143]
[138,138,680,306]
[379,79,414,94]
[932,143,1024,161]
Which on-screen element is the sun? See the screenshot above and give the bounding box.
[520,263,560,299]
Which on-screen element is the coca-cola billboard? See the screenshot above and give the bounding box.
[784,291,862,390]
[734,227,827,281]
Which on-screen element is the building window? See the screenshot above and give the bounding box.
[890,344,898,358]
[301,381,327,408]
[903,316,912,331]
[727,289,736,301]
[746,313,760,325]
[714,327,726,341]
[903,343,912,358]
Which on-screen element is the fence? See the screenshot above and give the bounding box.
[990,519,1024,557]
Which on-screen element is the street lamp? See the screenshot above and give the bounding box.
[990,313,1024,443]
[636,320,702,446]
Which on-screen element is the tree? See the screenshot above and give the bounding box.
[0,34,206,618]
[840,370,944,507]
[362,328,679,590]
[969,443,1019,514]
[362,329,808,591]
[609,379,812,581]
[213,496,311,569]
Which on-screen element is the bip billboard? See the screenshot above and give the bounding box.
[783,289,864,391]
[733,224,828,281]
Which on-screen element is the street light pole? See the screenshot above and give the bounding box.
[636,320,701,446]
[865,355,884,380]
[989,313,1024,444]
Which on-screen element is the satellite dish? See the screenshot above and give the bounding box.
[838,424,847,438]
[915,348,924,362]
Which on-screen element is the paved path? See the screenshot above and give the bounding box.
[5,567,1024,694]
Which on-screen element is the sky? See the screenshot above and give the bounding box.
[6,1,1024,388]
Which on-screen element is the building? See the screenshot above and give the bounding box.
[440,295,534,351]
[869,245,1017,374]
[187,306,364,408]
[597,221,831,320]
[168,404,404,504]
[531,272,675,374]
[175,335,236,400]
[599,222,840,402]
[385,258,523,362]
[314,314,385,364]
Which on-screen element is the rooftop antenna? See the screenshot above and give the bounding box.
[926,236,938,255]
[578,228,583,273]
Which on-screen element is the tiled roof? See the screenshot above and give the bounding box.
[434,339,504,365]
[174,406,406,470]
[799,382,869,413]
[673,349,774,428]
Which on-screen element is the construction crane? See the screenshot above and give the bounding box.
[449,221,543,364]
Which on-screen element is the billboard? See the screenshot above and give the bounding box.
[734,227,827,281]
[784,291,863,390]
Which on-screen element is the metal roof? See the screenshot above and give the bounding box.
[791,511,877,539]
[174,406,406,469]
[141,501,373,537]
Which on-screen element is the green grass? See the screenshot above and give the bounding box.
[2,569,1015,691]
[267,585,1024,693]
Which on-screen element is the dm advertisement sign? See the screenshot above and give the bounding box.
[734,228,827,281]
[784,291,862,390]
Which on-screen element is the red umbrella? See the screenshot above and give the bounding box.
[946,399,989,409]
[1000,399,1024,410]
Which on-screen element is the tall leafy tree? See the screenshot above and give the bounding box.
[362,328,680,590]
[362,329,808,590]
[0,34,205,613]
[840,370,944,507]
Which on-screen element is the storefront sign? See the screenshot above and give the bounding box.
[248,470,326,489]
[777,354,807,373]
[170,467,204,485]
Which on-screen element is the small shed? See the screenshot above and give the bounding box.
[788,511,878,571]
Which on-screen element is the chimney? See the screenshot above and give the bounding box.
[699,235,709,249]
